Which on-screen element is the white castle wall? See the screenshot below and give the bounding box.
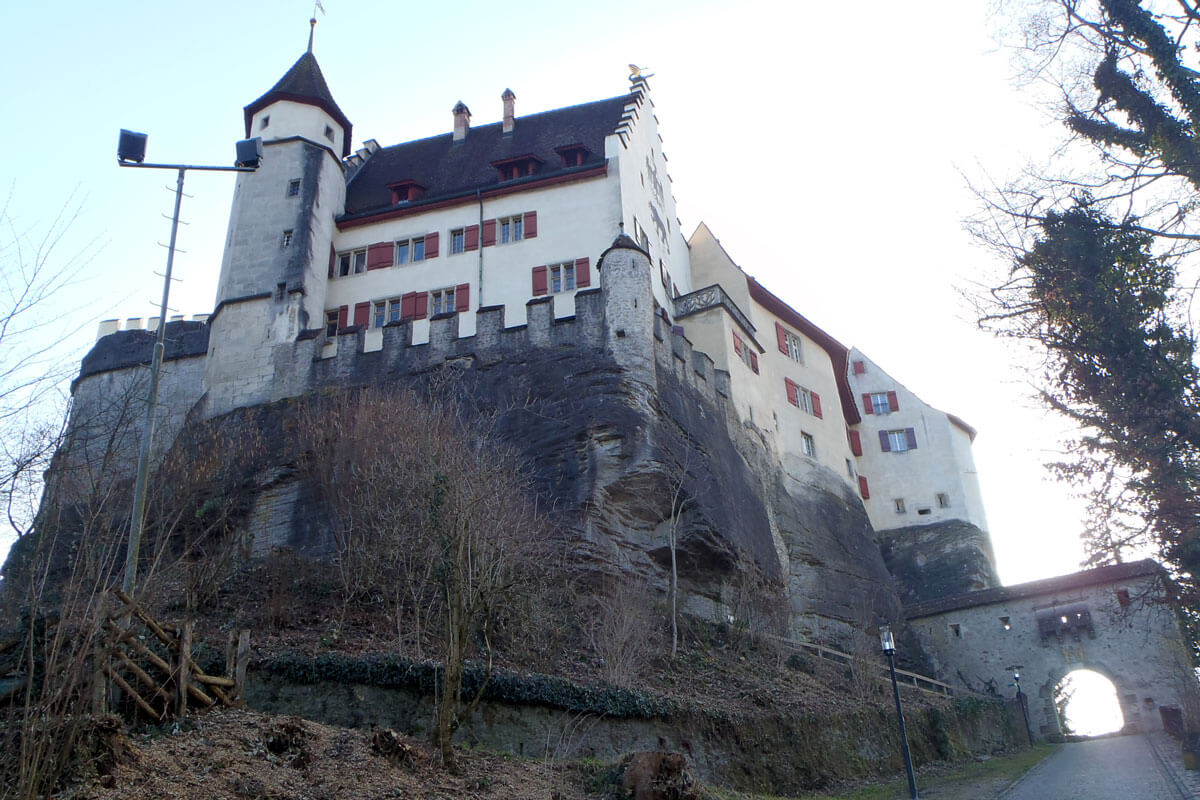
[847,349,988,533]
[610,81,693,311]
[327,172,618,344]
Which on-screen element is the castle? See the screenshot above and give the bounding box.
[46,45,1199,738]
[75,46,998,600]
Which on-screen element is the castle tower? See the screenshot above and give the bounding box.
[597,229,656,388]
[204,44,351,416]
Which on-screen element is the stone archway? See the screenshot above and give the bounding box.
[1036,661,1127,738]
[903,561,1198,740]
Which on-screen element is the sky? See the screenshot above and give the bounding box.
[0,0,1094,586]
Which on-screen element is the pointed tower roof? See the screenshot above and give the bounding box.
[244,51,353,156]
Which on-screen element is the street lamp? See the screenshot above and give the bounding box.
[115,130,261,595]
[1008,664,1035,747]
[880,625,919,799]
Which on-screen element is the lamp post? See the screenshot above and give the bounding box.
[115,130,261,595]
[880,625,918,799]
[1008,664,1035,747]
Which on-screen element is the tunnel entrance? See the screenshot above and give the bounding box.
[1054,669,1124,736]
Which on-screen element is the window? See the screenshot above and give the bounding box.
[894,498,906,514]
[1000,616,1012,631]
[879,428,918,453]
[863,390,899,415]
[325,310,338,338]
[260,115,269,130]
[373,297,403,328]
[731,331,759,373]
[845,459,855,478]
[287,179,300,197]
[281,229,294,248]
[917,507,931,516]
[776,323,804,363]
[801,432,816,458]
[784,379,821,416]
[936,492,950,508]
[324,124,334,141]
[451,228,465,254]
[549,262,576,293]
[1116,589,1132,607]
[500,215,523,243]
[852,359,866,375]
[634,219,650,252]
[396,237,426,265]
[949,623,962,638]
[337,248,367,277]
[430,287,456,316]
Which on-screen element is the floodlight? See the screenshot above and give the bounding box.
[235,137,263,169]
[118,129,148,164]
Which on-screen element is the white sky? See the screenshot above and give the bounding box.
[0,0,1094,585]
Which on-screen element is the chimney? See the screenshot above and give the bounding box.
[453,101,471,142]
[502,89,516,134]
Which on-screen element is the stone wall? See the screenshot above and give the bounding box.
[906,562,1195,738]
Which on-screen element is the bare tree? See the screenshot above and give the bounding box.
[299,384,548,772]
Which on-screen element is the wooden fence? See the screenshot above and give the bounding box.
[97,590,250,721]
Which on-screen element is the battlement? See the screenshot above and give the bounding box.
[95,314,211,340]
[296,285,732,411]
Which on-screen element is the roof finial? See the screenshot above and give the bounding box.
[308,0,325,53]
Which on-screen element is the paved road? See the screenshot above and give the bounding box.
[1002,735,1187,800]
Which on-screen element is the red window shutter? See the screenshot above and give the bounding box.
[887,391,899,412]
[424,232,439,258]
[862,393,874,415]
[852,359,866,375]
[849,429,863,457]
[749,351,759,373]
[858,475,870,499]
[482,219,497,246]
[812,391,823,419]
[576,257,591,287]
[464,225,480,251]
[353,302,370,327]
[524,211,538,238]
[328,244,336,279]
[367,242,392,270]
[337,305,349,330]
[455,283,470,312]
[414,292,429,319]
[776,322,789,354]
[785,378,798,406]
[400,292,416,320]
[531,265,548,296]
[732,332,743,356]
[878,430,891,452]
[905,428,918,450]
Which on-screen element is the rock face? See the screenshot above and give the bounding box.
[877,520,1000,604]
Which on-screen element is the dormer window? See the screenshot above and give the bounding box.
[387,180,427,205]
[554,143,590,167]
[491,154,544,182]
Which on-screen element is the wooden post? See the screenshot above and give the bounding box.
[225,629,236,680]
[234,629,250,704]
[177,620,192,719]
[91,638,108,715]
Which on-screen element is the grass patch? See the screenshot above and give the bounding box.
[703,745,1057,800]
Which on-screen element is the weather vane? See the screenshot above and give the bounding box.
[628,64,655,81]
[308,0,325,53]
